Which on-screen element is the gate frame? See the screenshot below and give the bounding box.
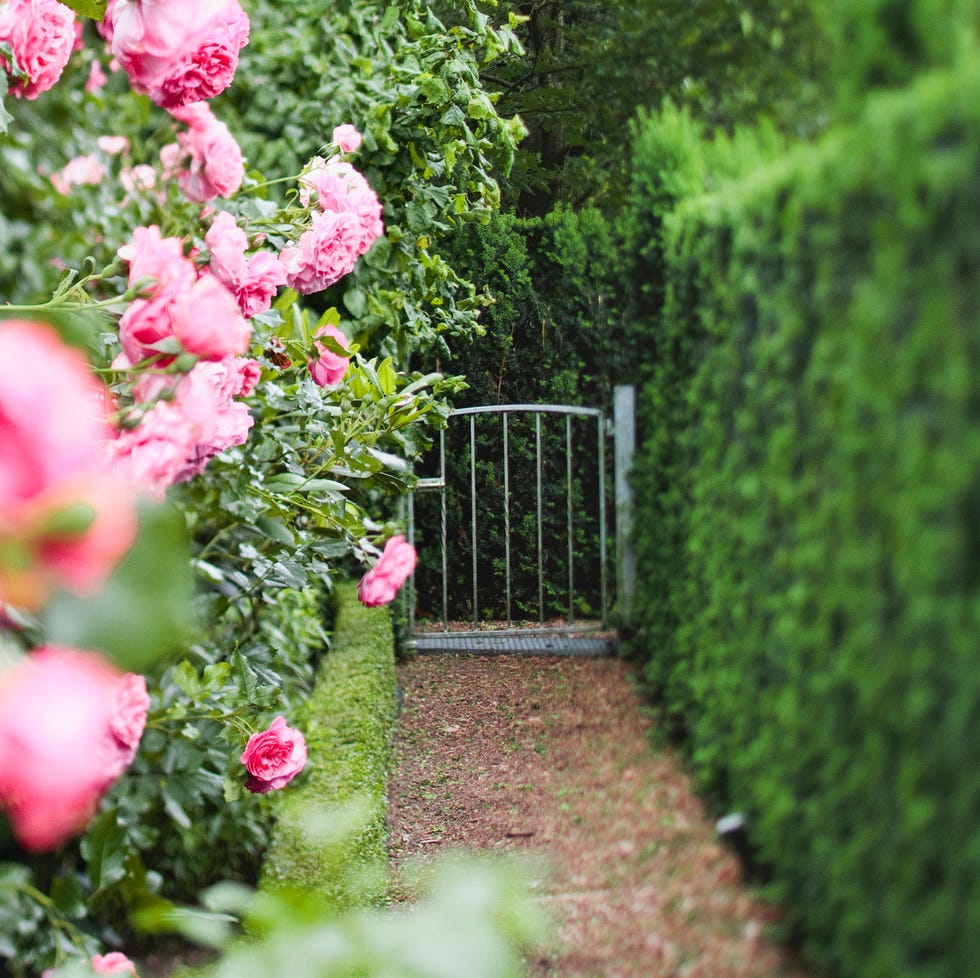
[405,402,610,641]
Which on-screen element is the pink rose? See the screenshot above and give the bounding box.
[116,226,197,364]
[168,103,244,202]
[103,399,199,501]
[280,210,362,295]
[0,647,136,852]
[0,321,137,611]
[91,952,138,975]
[240,716,307,794]
[298,158,383,256]
[0,0,76,100]
[170,274,252,359]
[332,124,362,153]
[171,358,255,482]
[205,211,286,317]
[109,0,249,109]
[106,356,257,497]
[308,323,350,387]
[357,535,417,607]
[110,673,150,753]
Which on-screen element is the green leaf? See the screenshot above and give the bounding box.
[57,0,107,18]
[80,810,127,894]
[0,73,12,136]
[377,357,397,396]
[173,660,200,698]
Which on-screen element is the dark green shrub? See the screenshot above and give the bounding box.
[629,56,980,978]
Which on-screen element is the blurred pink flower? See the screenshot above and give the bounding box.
[167,102,244,202]
[108,0,249,109]
[0,647,142,852]
[332,124,362,153]
[0,321,137,611]
[170,274,251,359]
[205,211,286,317]
[50,154,106,196]
[103,673,150,780]
[42,952,139,978]
[0,0,76,100]
[357,535,417,607]
[308,323,350,388]
[97,135,130,156]
[86,58,108,93]
[240,716,307,794]
[91,952,139,975]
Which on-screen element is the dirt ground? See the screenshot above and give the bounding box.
[387,652,815,978]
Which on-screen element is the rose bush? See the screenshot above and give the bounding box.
[0,1,528,974]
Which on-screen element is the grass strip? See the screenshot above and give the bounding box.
[258,580,397,908]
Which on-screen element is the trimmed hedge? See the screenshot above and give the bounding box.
[629,54,980,978]
[259,582,397,908]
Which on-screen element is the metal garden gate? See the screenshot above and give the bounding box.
[404,398,632,655]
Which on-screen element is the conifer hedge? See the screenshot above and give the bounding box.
[628,50,980,978]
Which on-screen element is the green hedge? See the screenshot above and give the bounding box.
[259,582,397,908]
[629,56,980,978]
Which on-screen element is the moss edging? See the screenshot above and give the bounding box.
[258,580,398,907]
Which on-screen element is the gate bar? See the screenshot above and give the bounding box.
[470,414,478,628]
[440,426,448,630]
[536,413,544,624]
[503,412,512,626]
[566,414,573,624]
[598,409,608,624]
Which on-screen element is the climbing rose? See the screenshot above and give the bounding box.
[0,0,76,100]
[282,156,383,295]
[170,274,251,359]
[298,157,383,255]
[357,535,417,607]
[0,647,143,852]
[280,211,361,295]
[116,225,249,363]
[0,320,137,611]
[107,0,249,109]
[166,102,244,202]
[205,210,286,317]
[116,225,197,365]
[308,323,350,387]
[240,716,307,794]
[106,355,258,498]
[332,124,362,153]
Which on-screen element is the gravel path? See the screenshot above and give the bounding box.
[387,653,814,978]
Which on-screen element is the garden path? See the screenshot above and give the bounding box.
[387,653,814,978]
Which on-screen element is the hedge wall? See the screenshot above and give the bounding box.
[628,55,980,978]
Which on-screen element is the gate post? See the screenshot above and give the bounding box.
[614,385,636,623]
